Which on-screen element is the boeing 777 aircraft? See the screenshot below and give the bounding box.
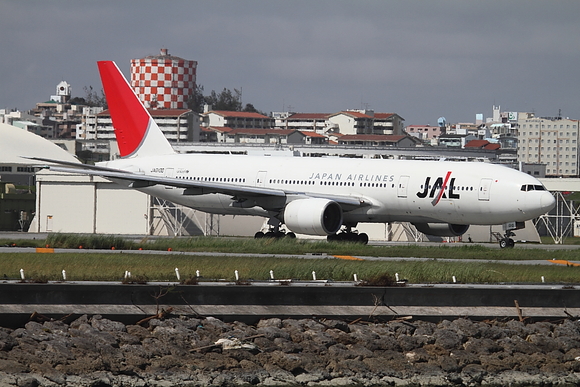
[32,61,556,247]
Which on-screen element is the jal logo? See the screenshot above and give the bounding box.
[416,171,460,205]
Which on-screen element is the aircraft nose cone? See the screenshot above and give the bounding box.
[541,192,556,213]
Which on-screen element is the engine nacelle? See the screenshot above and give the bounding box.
[282,198,343,236]
[413,223,470,237]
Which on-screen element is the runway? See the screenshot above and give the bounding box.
[1,244,579,267]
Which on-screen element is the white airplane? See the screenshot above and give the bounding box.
[33,61,556,247]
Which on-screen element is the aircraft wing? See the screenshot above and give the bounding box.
[22,156,123,172]
[42,162,367,208]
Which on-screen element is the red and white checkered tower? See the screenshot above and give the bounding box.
[130,48,197,109]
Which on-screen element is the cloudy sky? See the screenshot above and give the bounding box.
[1,1,579,126]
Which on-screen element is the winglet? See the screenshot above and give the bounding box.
[97,61,175,158]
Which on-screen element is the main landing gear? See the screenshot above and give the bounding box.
[327,225,369,244]
[254,230,296,239]
[254,218,296,239]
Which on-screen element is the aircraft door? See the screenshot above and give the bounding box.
[256,171,267,187]
[164,168,175,189]
[478,178,492,201]
[398,175,410,198]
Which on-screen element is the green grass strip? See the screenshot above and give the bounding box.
[1,252,578,284]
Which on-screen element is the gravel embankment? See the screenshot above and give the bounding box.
[0,315,579,386]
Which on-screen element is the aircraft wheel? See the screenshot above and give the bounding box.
[254,232,265,239]
[499,237,515,248]
[499,237,516,248]
[327,234,339,242]
[358,233,369,245]
[285,232,296,239]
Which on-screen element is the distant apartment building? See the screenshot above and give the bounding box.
[203,127,328,145]
[281,113,330,133]
[405,125,443,141]
[79,108,196,160]
[77,107,105,140]
[24,80,86,140]
[327,110,404,136]
[210,128,292,144]
[202,111,274,129]
[338,134,418,147]
[372,113,405,135]
[517,115,580,177]
[95,109,194,142]
[274,110,405,136]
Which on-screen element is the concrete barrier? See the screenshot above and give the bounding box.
[0,282,578,327]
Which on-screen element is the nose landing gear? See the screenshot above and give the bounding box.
[499,230,516,249]
[497,221,524,248]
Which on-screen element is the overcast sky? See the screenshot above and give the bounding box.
[1,0,579,126]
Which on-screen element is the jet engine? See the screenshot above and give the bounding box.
[413,223,469,237]
[282,198,343,236]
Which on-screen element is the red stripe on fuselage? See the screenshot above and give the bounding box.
[97,61,150,158]
[432,171,452,206]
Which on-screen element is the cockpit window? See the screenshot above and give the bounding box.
[521,184,547,191]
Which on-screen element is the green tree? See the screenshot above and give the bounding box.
[187,85,265,114]
[83,86,107,108]
[204,88,242,111]
[187,85,206,113]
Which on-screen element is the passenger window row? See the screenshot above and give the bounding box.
[177,176,247,183]
[269,179,316,185]
[421,185,475,191]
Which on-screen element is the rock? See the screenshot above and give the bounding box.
[396,334,421,352]
[257,318,282,328]
[479,322,507,340]
[526,333,560,352]
[0,359,28,373]
[16,376,39,387]
[256,326,291,341]
[463,337,503,355]
[413,320,436,336]
[461,363,487,384]
[324,320,350,333]
[0,331,17,351]
[0,316,578,386]
[433,328,463,350]
[450,349,480,367]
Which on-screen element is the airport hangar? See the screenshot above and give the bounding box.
[0,122,566,242]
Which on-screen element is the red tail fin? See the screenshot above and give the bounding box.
[97,61,175,158]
